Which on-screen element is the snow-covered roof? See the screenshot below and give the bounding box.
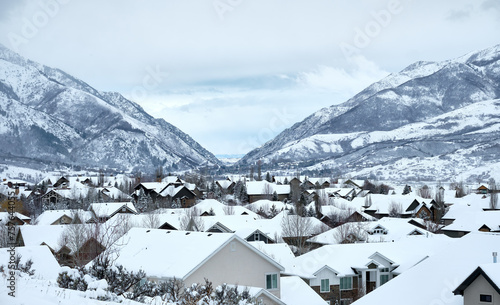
[159,185,194,198]
[288,235,451,279]
[194,199,258,217]
[308,217,438,245]
[442,193,492,220]
[0,211,30,224]
[89,202,137,218]
[356,194,433,215]
[280,276,329,305]
[0,245,60,280]
[35,209,92,225]
[18,225,68,252]
[106,211,183,230]
[306,177,331,185]
[249,242,296,270]
[245,200,293,214]
[216,180,234,189]
[246,181,290,195]
[137,182,169,193]
[161,176,183,184]
[442,210,500,233]
[106,228,284,279]
[98,186,130,200]
[351,233,500,305]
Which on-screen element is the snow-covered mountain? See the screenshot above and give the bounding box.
[238,45,500,181]
[0,44,221,172]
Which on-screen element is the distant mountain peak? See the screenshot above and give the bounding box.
[0,45,221,172]
[237,44,500,182]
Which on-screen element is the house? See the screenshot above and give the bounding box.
[216,179,236,194]
[202,214,276,244]
[15,224,106,267]
[40,181,90,208]
[35,209,93,225]
[477,185,490,194]
[441,211,500,238]
[159,185,197,208]
[105,228,285,299]
[89,202,137,222]
[453,262,500,305]
[0,211,30,226]
[357,194,434,219]
[133,179,199,207]
[246,181,290,203]
[307,218,440,246]
[288,236,453,304]
[350,233,500,305]
[307,178,331,189]
[0,245,61,280]
[194,199,258,217]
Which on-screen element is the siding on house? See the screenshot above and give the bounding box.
[186,239,283,298]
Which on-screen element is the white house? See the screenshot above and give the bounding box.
[106,228,285,300]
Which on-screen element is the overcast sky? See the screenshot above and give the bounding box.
[0,0,499,156]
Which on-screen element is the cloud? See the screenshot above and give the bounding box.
[0,0,26,20]
[296,56,389,97]
[446,6,473,21]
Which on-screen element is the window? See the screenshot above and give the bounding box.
[480,294,492,303]
[266,273,278,290]
[340,277,352,290]
[320,279,330,292]
[253,233,260,241]
[380,274,389,285]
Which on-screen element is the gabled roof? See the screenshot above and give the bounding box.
[308,217,434,245]
[442,210,500,233]
[194,199,258,217]
[289,236,450,278]
[0,212,30,224]
[347,233,500,305]
[35,209,92,225]
[280,276,329,305]
[246,181,290,195]
[453,264,500,296]
[89,202,137,218]
[106,228,284,280]
[136,182,169,193]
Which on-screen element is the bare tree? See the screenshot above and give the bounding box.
[223,204,235,215]
[142,209,161,228]
[418,185,432,199]
[262,183,273,200]
[180,207,204,231]
[455,181,467,198]
[333,222,368,244]
[388,202,403,218]
[280,212,313,255]
[424,220,441,233]
[489,179,498,210]
[364,195,372,208]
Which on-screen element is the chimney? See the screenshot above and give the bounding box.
[494,252,498,264]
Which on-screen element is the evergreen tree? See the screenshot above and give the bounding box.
[265,172,272,182]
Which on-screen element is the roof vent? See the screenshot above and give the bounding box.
[208,233,212,237]
[186,232,190,235]
[494,252,498,264]
[166,231,171,233]
[146,230,151,233]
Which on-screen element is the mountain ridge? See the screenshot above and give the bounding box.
[0,44,221,172]
[238,44,500,181]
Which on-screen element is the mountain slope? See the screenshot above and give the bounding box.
[238,45,500,181]
[0,44,221,172]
